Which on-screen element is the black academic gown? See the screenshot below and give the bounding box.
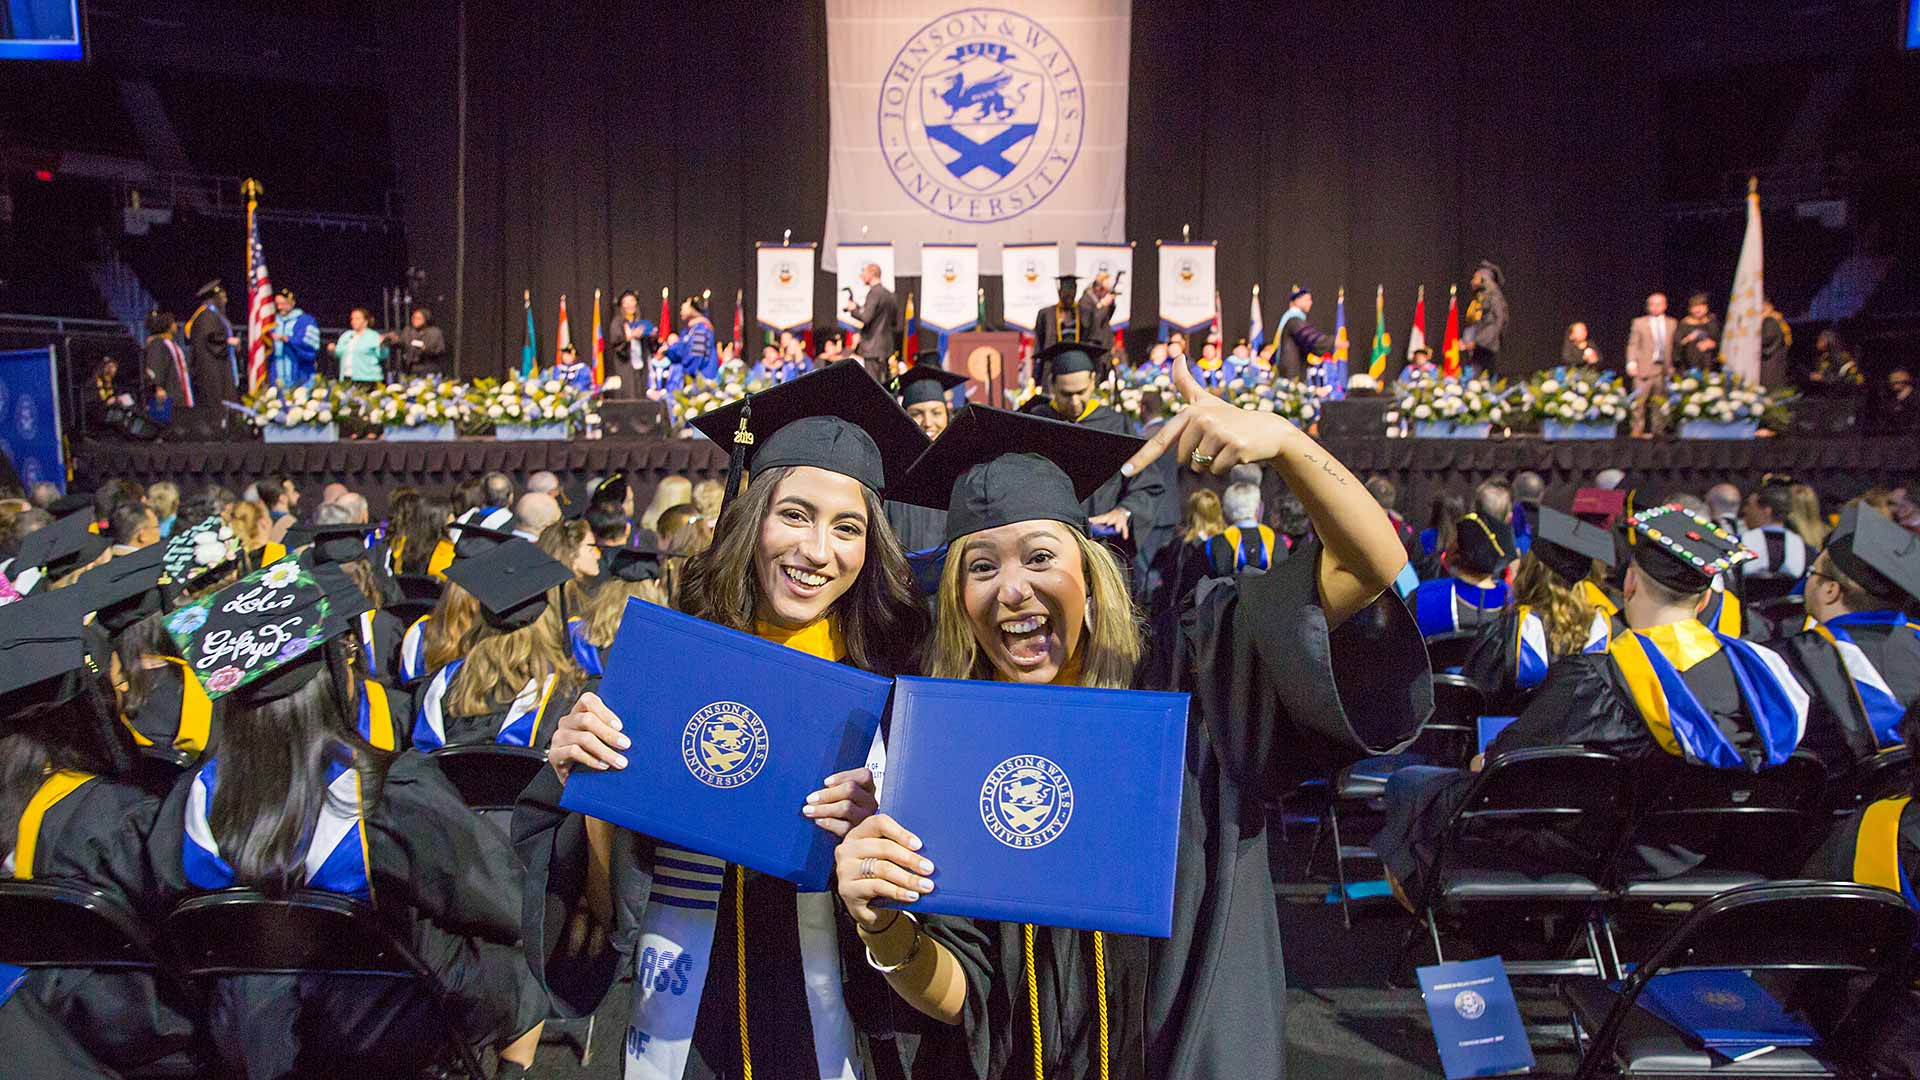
[183,304,239,436]
[7,773,194,1072]
[919,545,1431,1080]
[887,501,950,555]
[1032,304,1087,354]
[415,666,577,752]
[1459,608,1535,715]
[1803,799,1920,1075]
[148,752,547,1074]
[1015,401,1164,532]
[1767,619,1920,780]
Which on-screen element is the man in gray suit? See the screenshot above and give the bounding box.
[1626,291,1679,437]
[843,262,898,384]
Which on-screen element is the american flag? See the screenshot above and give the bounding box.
[245,209,273,392]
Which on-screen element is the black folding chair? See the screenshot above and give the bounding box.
[1563,881,1916,1079]
[392,573,444,605]
[1825,745,1912,819]
[1400,747,1631,982]
[1612,753,1828,905]
[1424,630,1479,673]
[165,887,488,1078]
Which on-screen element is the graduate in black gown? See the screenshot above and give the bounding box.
[299,521,415,748]
[1375,504,1813,904]
[1016,343,1164,556]
[886,354,970,555]
[833,358,1429,1080]
[146,558,548,1075]
[1408,510,1515,637]
[522,361,958,1080]
[1765,503,1920,780]
[1459,508,1617,714]
[567,541,670,681]
[0,586,195,1075]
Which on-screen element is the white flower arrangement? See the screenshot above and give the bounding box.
[1391,374,1514,432]
[1662,368,1794,428]
[360,377,475,428]
[241,377,356,431]
[1521,366,1629,425]
[464,376,604,436]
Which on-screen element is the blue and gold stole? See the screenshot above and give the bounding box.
[5,770,96,879]
[1811,610,1920,751]
[567,615,605,678]
[1511,607,1613,692]
[1609,617,1810,770]
[1854,796,1920,911]
[1697,578,1745,638]
[1415,578,1509,636]
[396,614,432,683]
[357,679,396,751]
[182,751,373,900]
[410,661,557,751]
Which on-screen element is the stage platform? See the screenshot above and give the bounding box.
[72,434,1914,518]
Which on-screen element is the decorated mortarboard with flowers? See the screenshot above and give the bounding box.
[1625,504,1755,594]
[163,515,242,589]
[163,558,367,702]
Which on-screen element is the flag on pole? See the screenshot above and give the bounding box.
[659,287,672,343]
[1208,289,1224,351]
[1248,284,1265,353]
[902,292,918,371]
[591,289,605,386]
[1721,177,1764,384]
[1368,285,1392,381]
[243,180,273,393]
[733,288,745,356]
[1329,288,1349,399]
[554,294,572,369]
[520,291,537,379]
[1406,284,1428,361]
[1440,284,1462,378]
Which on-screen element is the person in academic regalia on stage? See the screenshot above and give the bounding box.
[1033,274,1107,354]
[552,341,596,393]
[1375,504,1811,907]
[885,353,970,554]
[1016,343,1164,555]
[1460,260,1507,373]
[141,309,193,432]
[267,287,323,388]
[183,279,241,437]
[525,362,961,1080]
[0,587,195,1075]
[1409,511,1516,637]
[663,295,721,385]
[1459,508,1617,714]
[1273,286,1335,381]
[1763,503,1920,781]
[147,559,548,1075]
[833,358,1428,1080]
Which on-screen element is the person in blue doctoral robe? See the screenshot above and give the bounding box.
[268,289,322,387]
[550,343,595,393]
[1410,511,1515,636]
[663,295,719,384]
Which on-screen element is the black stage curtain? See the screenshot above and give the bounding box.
[388,1,1659,378]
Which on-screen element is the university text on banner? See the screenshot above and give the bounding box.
[1075,241,1133,329]
[1158,241,1217,333]
[755,244,818,332]
[919,244,981,331]
[1000,242,1060,331]
[823,1,1133,277]
[0,348,65,494]
[836,243,896,331]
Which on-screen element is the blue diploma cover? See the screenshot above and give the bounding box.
[876,676,1189,937]
[560,600,893,890]
[1636,970,1818,1051]
[1418,957,1534,1078]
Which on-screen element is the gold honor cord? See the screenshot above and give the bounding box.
[1023,924,1111,1080]
[736,864,753,1079]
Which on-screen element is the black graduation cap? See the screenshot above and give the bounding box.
[78,545,169,636]
[1452,512,1517,576]
[163,515,241,590]
[1823,503,1920,604]
[165,560,364,703]
[1289,284,1311,301]
[686,360,929,499]
[895,361,970,408]
[14,510,107,579]
[48,492,94,519]
[196,279,225,300]
[1532,507,1615,584]
[1625,505,1753,594]
[299,524,376,568]
[1033,341,1101,381]
[591,473,629,509]
[895,405,1144,544]
[443,538,572,631]
[606,540,664,584]
[1055,273,1079,287]
[449,506,516,561]
[0,587,98,714]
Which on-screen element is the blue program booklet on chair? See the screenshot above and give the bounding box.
[560,599,893,891]
[875,676,1188,937]
[1418,956,1534,1078]
[1636,970,1819,1051]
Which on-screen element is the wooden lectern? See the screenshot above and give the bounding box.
[943,331,1024,409]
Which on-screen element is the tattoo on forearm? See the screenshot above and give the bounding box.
[1299,450,1348,485]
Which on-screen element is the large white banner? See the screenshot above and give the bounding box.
[755,244,817,331]
[1074,241,1133,329]
[1158,241,1216,332]
[823,1,1131,276]
[836,243,895,331]
[1000,242,1059,331]
[919,244,980,331]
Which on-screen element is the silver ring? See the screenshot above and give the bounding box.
[1190,450,1214,466]
[858,857,877,880]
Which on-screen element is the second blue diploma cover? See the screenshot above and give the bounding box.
[878,676,1190,937]
[559,599,894,890]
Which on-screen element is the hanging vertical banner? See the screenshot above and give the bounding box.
[836,243,896,331]
[1000,242,1060,331]
[755,243,818,332]
[919,244,981,331]
[1157,241,1216,333]
[0,348,65,495]
[822,1,1133,277]
[1074,241,1134,329]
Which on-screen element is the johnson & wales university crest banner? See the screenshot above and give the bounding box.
[824,1,1131,277]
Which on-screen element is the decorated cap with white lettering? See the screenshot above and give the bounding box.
[163,558,368,703]
[1626,504,1754,594]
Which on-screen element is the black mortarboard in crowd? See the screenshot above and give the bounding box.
[606,540,664,584]
[687,360,930,503]
[196,279,224,300]
[1033,341,1100,381]
[163,515,241,592]
[0,588,98,714]
[48,492,94,519]
[591,473,629,509]
[165,559,365,704]
[14,510,108,580]
[299,524,376,568]
[896,405,1142,544]
[79,545,169,636]
[895,359,970,408]
[1451,512,1518,576]
[1625,505,1753,594]
[1822,504,1920,605]
[443,538,572,631]
[1531,506,1615,584]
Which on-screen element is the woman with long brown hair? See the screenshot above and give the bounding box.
[396,506,515,684]
[1461,507,1616,713]
[521,363,953,1080]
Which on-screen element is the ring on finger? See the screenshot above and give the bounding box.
[1190,450,1214,466]
[858,856,877,880]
